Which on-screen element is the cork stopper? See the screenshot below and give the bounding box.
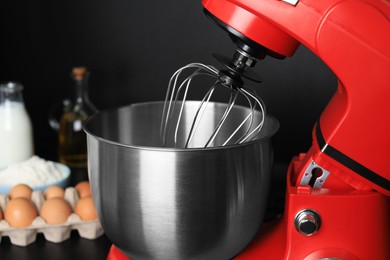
[72,67,87,81]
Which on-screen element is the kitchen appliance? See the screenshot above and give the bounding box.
[91,0,390,259]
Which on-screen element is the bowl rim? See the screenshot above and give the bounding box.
[83,101,280,152]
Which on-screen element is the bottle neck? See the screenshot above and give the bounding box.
[74,76,88,104]
[72,72,97,114]
[0,82,25,105]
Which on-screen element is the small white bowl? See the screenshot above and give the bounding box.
[0,163,71,194]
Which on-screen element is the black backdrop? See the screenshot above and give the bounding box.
[0,0,337,164]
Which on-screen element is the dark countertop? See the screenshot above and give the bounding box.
[0,231,112,260]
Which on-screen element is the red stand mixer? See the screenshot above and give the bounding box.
[106,0,390,258]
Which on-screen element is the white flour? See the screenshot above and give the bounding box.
[0,156,67,187]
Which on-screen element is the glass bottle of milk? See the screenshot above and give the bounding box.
[0,82,34,169]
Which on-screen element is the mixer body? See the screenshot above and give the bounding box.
[202,0,390,195]
[236,154,390,259]
[200,0,390,258]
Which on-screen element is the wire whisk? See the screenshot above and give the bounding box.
[160,50,266,148]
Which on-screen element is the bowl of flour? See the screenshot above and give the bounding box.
[0,156,70,194]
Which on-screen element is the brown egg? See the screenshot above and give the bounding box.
[40,197,73,224]
[4,198,38,227]
[75,181,91,198]
[44,185,65,199]
[9,183,33,200]
[75,196,98,221]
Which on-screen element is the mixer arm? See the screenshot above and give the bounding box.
[202,0,390,195]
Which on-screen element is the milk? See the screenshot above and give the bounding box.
[0,101,34,169]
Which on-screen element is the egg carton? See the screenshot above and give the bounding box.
[0,187,104,246]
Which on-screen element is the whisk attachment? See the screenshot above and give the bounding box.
[161,49,266,148]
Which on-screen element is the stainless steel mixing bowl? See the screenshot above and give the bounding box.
[84,101,279,260]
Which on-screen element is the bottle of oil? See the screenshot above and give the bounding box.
[58,67,97,170]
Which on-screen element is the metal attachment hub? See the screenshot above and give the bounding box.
[294,209,321,236]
